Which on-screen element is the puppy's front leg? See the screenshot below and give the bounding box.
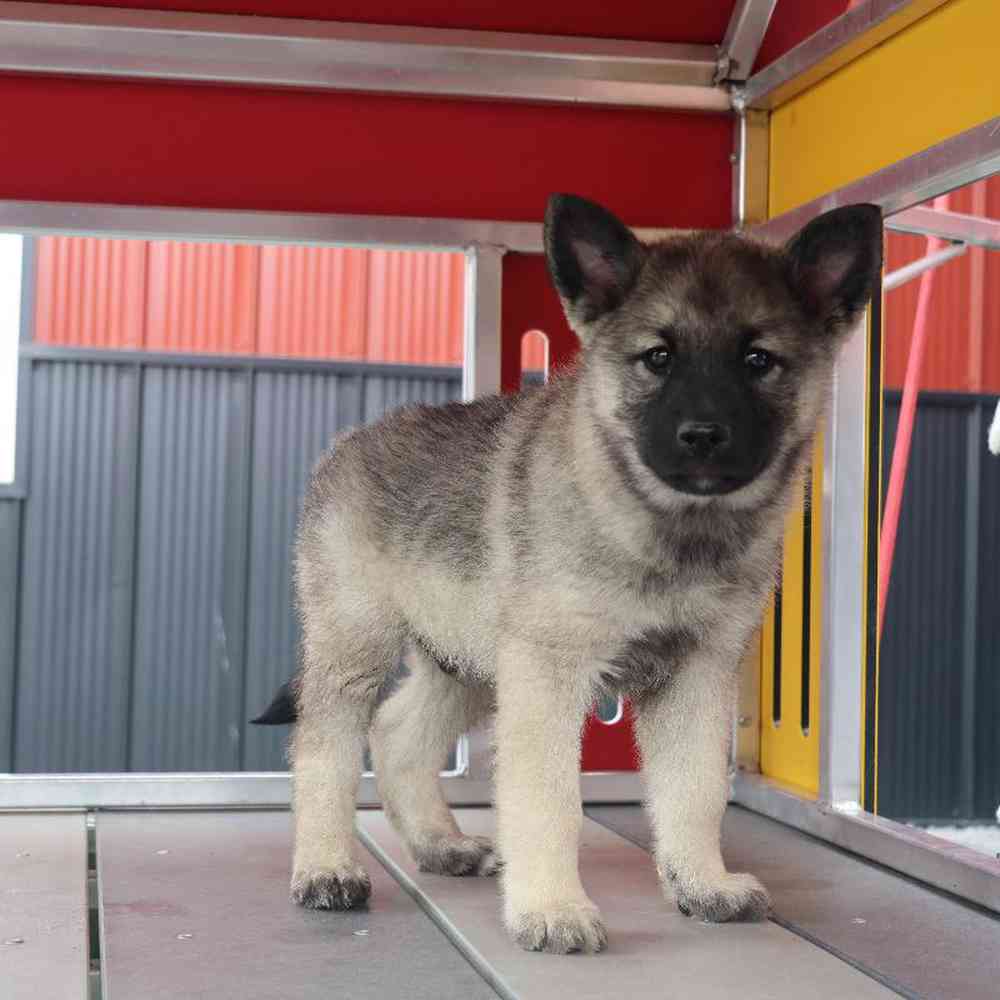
[495,640,606,954]
[635,647,770,922]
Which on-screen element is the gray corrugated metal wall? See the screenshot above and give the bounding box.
[879,391,1000,822]
[15,362,139,772]
[4,350,461,773]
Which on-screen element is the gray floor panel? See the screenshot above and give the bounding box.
[97,810,497,1000]
[359,807,895,1000]
[0,811,89,1000]
[587,803,1000,1000]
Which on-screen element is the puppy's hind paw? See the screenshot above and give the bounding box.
[414,835,501,877]
[291,864,372,910]
[675,872,770,923]
[507,900,608,954]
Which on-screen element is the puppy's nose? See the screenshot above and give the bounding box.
[677,421,731,457]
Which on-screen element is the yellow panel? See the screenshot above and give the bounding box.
[759,434,823,797]
[770,0,1000,214]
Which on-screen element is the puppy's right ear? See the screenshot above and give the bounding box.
[544,194,646,335]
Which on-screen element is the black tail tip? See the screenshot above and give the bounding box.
[250,681,298,726]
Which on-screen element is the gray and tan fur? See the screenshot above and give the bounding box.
[259,195,882,953]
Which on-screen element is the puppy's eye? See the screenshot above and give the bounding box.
[643,347,672,374]
[744,348,776,374]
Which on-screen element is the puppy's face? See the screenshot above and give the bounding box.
[545,196,883,498]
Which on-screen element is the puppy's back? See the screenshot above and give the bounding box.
[300,391,532,576]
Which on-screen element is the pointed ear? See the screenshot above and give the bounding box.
[783,204,883,332]
[544,194,646,331]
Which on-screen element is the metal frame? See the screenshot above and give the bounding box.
[732,772,1000,914]
[737,0,951,110]
[732,109,770,229]
[462,245,504,402]
[883,242,968,291]
[0,1,729,112]
[887,205,1000,249]
[0,199,678,257]
[742,115,1000,904]
[716,0,778,83]
[0,198,653,808]
[0,771,644,809]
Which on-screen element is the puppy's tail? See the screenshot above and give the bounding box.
[250,679,298,725]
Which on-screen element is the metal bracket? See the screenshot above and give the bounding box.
[715,0,778,85]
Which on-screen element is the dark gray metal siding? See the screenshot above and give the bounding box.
[0,499,22,771]
[15,362,139,772]
[129,368,250,771]
[242,370,365,772]
[974,408,1000,819]
[8,350,461,773]
[879,391,1000,821]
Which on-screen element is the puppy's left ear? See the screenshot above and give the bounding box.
[783,204,883,333]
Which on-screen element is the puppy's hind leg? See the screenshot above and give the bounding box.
[290,617,400,911]
[370,643,498,876]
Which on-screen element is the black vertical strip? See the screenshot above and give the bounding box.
[864,287,883,814]
[772,585,783,725]
[801,473,813,734]
[960,404,981,819]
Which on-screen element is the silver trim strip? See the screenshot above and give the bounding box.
[462,244,504,401]
[753,116,1000,244]
[738,0,950,110]
[817,320,869,806]
[0,771,644,809]
[0,1,729,112]
[886,205,1000,250]
[716,0,778,83]
[732,772,1000,914]
[0,199,677,255]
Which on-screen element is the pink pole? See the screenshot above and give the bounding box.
[878,195,950,638]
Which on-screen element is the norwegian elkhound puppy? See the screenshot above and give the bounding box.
[254,194,881,953]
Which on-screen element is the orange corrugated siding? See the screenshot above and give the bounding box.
[35,236,147,348]
[884,177,1000,393]
[144,241,259,353]
[257,245,369,359]
[34,237,470,364]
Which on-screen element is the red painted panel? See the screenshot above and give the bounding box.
[754,0,851,72]
[24,0,735,44]
[257,245,369,358]
[34,237,147,349]
[144,242,259,353]
[884,178,1000,393]
[0,75,732,230]
[581,703,641,772]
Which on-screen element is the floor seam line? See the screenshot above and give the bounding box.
[355,821,517,1000]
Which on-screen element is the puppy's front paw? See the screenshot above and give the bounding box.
[507,900,608,954]
[291,864,372,910]
[414,835,501,876]
[674,872,770,923]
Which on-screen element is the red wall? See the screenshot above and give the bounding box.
[755,0,853,72]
